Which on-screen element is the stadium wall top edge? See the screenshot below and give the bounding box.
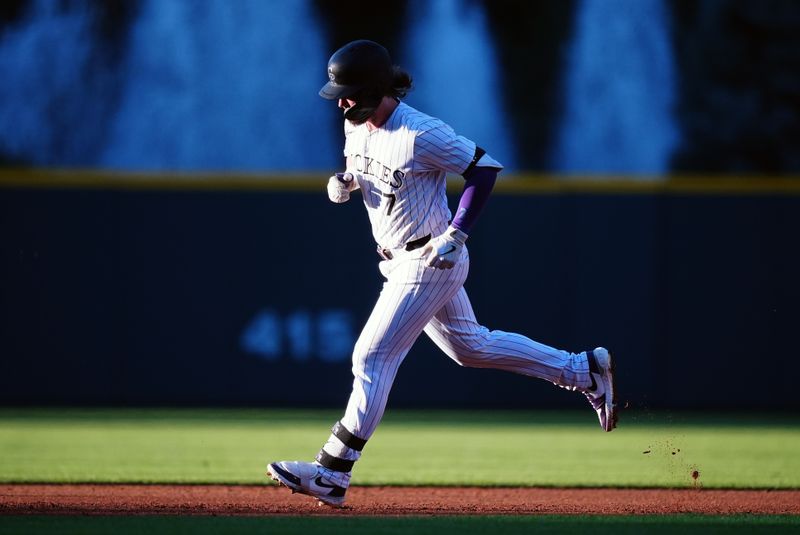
[0,168,799,195]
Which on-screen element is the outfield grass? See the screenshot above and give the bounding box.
[1,514,799,535]
[0,408,798,488]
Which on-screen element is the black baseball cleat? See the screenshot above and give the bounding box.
[267,460,347,507]
[583,347,618,432]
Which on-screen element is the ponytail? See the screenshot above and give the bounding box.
[389,66,413,98]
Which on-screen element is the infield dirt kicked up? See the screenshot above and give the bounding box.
[1,485,799,516]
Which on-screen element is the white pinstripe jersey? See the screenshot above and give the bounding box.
[344,102,497,250]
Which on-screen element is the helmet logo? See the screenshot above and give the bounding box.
[328,68,336,82]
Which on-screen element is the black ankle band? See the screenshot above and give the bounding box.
[332,421,367,452]
[316,449,354,473]
[587,350,600,375]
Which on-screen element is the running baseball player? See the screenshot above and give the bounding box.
[268,40,617,507]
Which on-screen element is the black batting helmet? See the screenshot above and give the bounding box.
[319,40,393,100]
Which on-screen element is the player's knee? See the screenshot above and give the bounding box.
[351,340,393,368]
[351,345,371,367]
[441,335,494,367]
[448,350,488,368]
[352,336,374,361]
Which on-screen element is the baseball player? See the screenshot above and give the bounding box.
[268,40,617,507]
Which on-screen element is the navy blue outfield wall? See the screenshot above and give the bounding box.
[1,172,799,410]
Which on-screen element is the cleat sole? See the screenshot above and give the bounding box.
[606,351,618,431]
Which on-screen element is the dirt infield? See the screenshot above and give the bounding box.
[1,484,799,516]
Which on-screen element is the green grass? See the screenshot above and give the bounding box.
[0,408,798,488]
[1,515,799,535]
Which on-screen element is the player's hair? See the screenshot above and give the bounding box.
[389,66,413,99]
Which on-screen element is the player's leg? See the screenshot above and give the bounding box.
[330,256,469,449]
[423,287,590,386]
[423,287,617,430]
[269,256,468,505]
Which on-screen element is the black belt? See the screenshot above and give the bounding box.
[405,234,432,251]
[378,234,431,260]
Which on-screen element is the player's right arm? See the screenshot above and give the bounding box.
[328,127,363,204]
[327,171,358,203]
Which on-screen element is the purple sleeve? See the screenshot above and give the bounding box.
[451,166,498,234]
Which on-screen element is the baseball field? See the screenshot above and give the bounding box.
[1,408,799,533]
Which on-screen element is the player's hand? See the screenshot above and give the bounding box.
[423,226,468,269]
[327,172,356,203]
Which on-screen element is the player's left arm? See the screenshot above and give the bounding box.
[451,150,500,234]
[423,157,500,269]
[414,126,503,268]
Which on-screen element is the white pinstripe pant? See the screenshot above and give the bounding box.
[337,247,592,443]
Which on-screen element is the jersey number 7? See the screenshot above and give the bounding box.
[381,192,396,215]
